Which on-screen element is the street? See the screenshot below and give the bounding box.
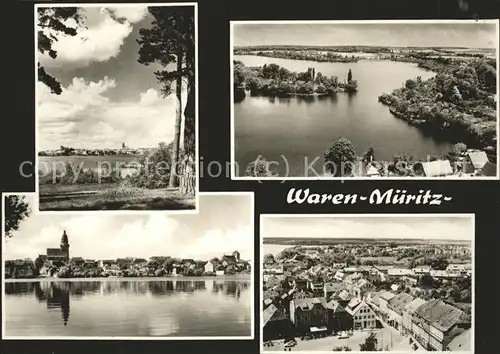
[264,326,413,352]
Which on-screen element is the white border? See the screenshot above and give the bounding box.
[230,19,500,180]
[2,191,255,341]
[259,213,475,354]
[34,3,200,214]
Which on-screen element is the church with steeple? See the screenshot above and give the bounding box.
[45,230,70,262]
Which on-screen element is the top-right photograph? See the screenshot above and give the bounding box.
[230,20,499,180]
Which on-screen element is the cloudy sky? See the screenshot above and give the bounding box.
[37,5,187,150]
[261,215,473,241]
[233,22,497,48]
[3,193,253,261]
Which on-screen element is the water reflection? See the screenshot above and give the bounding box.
[296,95,316,104]
[346,91,357,105]
[317,94,338,103]
[5,279,250,329]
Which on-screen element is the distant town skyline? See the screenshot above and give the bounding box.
[37,5,186,151]
[261,216,474,241]
[233,21,497,49]
[4,194,253,261]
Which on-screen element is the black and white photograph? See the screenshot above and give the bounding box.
[260,214,474,352]
[231,20,499,180]
[2,192,254,339]
[36,3,198,211]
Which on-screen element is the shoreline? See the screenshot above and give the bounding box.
[236,53,497,158]
[234,51,359,63]
[5,275,251,282]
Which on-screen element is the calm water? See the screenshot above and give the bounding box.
[234,55,454,177]
[4,278,252,338]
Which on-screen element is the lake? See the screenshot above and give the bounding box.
[4,278,252,338]
[263,243,296,256]
[233,55,455,177]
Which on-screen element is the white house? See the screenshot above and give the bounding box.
[345,298,377,329]
[204,262,214,273]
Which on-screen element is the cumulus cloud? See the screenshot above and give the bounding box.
[180,225,253,261]
[38,6,148,68]
[3,194,253,261]
[107,6,149,24]
[37,78,185,150]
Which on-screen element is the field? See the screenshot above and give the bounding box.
[39,155,142,173]
[39,183,195,211]
[38,156,196,211]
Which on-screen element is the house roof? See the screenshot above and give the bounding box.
[417,160,453,177]
[337,289,352,301]
[414,299,466,332]
[327,299,346,312]
[46,248,65,257]
[263,304,289,327]
[387,268,413,276]
[467,151,489,169]
[369,291,384,306]
[412,266,431,272]
[366,164,380,176]
[373,265,394,271]
[70,257,85,262]
[347,297,362,309]
[380,291,395,301]
[405,298,426,315]
[479,161,496,176]
[387,293,414,315]
[346,300,370,316]
[324,282,344,293]
[293,297,328,310]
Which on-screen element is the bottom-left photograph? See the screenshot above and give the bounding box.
[2,192,254,340]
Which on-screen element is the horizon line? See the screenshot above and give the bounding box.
[263,237,471,242]
[234,44,495,50]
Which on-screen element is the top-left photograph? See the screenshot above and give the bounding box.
[35,3,198,212]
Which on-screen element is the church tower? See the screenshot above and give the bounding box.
[60,230,70,261]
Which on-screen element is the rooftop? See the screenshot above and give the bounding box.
[387,292,414,315]
[263,304,289,327]
[293,297,328,310]
[414,299,466,332]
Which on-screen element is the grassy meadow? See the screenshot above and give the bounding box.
[38,155,196,211]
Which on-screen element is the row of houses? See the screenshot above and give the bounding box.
[263,259,471,351]
[365,149,495,177]
[366,290,471,351]
[5,251,250,279]
[265,263,471,286]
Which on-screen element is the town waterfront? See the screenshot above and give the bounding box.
[4,277,252,338]
[233,55,455,177]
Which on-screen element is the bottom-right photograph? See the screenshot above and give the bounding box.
[260,214,474,353]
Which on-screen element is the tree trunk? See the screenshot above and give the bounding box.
[179,28,196,196]
[168,48,183,188]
